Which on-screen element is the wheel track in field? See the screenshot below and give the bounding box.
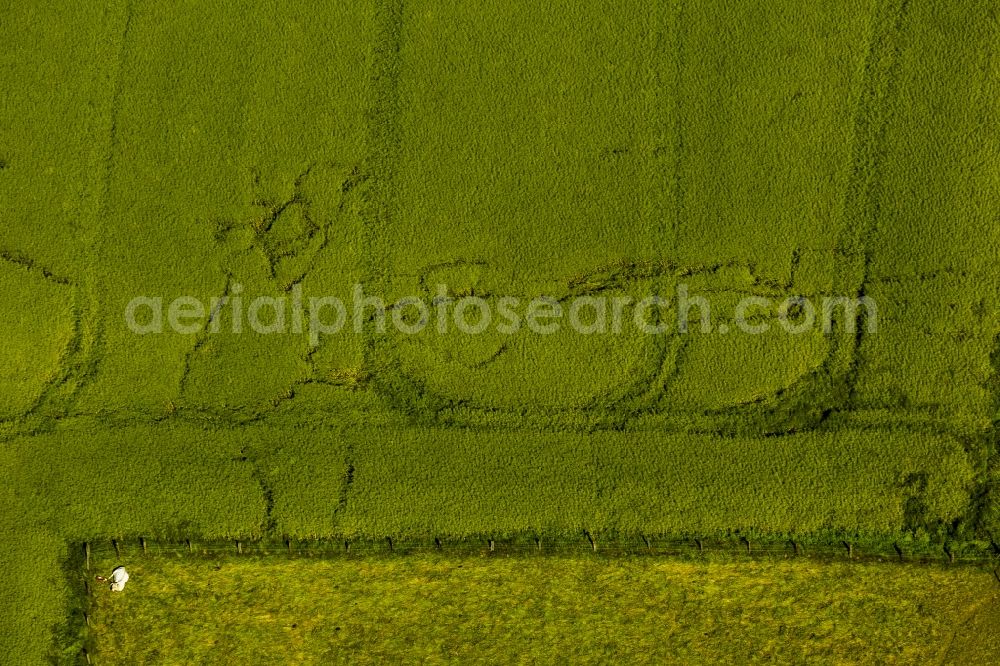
[669,0,686,249]
[360,0,404,296]
[837,0,912,410]
[333,442,356,528]
[357,0,426,419]
[0,250,75,286]
[742,0,916,435]
[11,1,135,432]
[240,444,277,536]
[937,589,1000,664]
[82,0,135,403]
[635,0,690,417]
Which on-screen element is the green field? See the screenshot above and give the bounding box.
[2,0,1000,662]
[82,552,1000,664]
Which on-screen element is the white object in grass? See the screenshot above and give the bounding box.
[109,566,129,592]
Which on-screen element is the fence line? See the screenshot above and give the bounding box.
[79,534,1000,566]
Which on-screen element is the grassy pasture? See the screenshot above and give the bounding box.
[85,552,1000,664]
[3,0,989,428]
[375,0,879,418]
[338,427,973,537]
[0,3,111,280]
[2,423,972,544]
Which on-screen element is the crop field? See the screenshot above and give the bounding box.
[2,0,1000,662]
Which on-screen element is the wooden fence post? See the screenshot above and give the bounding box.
[84,542,90,571]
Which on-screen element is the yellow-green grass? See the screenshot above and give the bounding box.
[3,0,1000,661]
[86,552,1000,664]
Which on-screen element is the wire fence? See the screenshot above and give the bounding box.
[78,533,1000,568]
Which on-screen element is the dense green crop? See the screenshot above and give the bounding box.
[338,427,973,538]
[850,0,1000,432]
[57,0,379,418]
[0,263,75,419]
